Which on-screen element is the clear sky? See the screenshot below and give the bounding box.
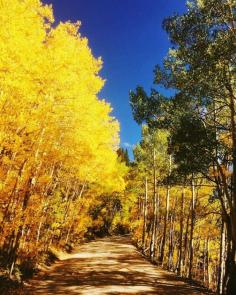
[43,0,187,157]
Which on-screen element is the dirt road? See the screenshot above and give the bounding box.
[25,236,209,295]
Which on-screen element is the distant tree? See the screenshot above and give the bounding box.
[117,148,130,166]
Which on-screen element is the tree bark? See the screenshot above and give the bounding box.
[177,187,185,275]
[142,177,148,251]
[188,176,196,280]
[150,148,157,261]
[159,154,171,264]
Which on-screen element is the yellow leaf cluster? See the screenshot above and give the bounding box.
[0,0,126,257]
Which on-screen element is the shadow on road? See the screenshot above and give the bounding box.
[25,236,209,295]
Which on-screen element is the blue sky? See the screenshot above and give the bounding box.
[43,0,187,157]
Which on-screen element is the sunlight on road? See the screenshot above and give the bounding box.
[69,285,155,294]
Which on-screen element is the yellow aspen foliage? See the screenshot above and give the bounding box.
[0,0,126,274]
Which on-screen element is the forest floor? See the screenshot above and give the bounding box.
[23,236,212,295]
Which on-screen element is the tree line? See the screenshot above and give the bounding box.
[0,0,126,282]
[125,1,236,294]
